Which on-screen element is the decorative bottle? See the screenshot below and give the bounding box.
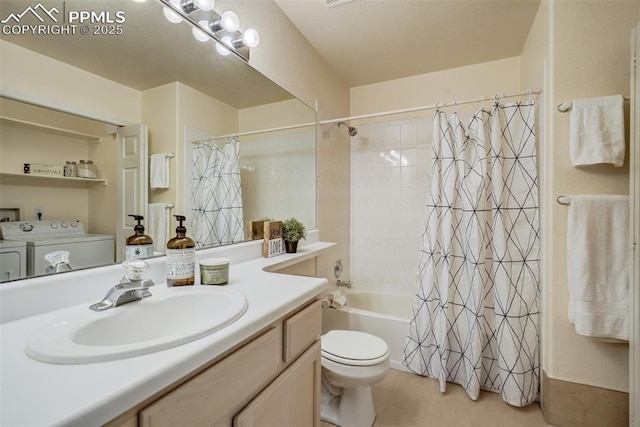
[166,215,195,286]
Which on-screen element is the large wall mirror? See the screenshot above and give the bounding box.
[0,0,317,282]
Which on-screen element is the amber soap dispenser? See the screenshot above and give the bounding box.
[125,214,154,260]
[166,215,196,286]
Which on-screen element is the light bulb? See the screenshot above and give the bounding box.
[242,28,260,47]
[192,20,210,42]
[220,11,239,32]
[216,36,232,56]
[162,0,182,23]
[194,0,215,11]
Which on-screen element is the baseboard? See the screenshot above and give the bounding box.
[390,360,411,373]
[542,370,629,426]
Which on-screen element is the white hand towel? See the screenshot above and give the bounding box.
[150,154,170,189]
[330,295,347,309]
[566,194,629,340]
[569,95,625,167]
[148,203,169,254]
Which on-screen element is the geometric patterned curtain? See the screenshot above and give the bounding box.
[403,102,540,407]
[191,136,244,247]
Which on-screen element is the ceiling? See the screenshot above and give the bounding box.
[0,0,541,106]
[273,0,541,87]
[0,0,294,109]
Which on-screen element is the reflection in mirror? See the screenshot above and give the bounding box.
[0,0,317,283]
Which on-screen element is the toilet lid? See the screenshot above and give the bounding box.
[321,330,390,366]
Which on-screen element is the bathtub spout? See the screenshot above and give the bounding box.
[337,280,351,289]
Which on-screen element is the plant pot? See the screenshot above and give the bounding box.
[285,240,298,253]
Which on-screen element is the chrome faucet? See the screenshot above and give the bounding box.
[337,279,351,289]
[90,259,155,312]
[45,251,72,274]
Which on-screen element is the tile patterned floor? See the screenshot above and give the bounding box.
[322,369,550,427]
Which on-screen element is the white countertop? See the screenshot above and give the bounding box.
[0,235,332,426]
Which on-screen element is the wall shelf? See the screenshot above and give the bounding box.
[0,116,103,142]
[0,173,107,188]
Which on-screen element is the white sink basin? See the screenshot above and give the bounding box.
[26,287,248,364]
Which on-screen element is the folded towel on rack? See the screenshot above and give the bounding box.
[566,194,629,340]
[150,154,170,189]
[569,95,625,167]
[148,203,169,254]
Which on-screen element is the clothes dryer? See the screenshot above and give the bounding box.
[0,221,114,277]
[0,240,27,282]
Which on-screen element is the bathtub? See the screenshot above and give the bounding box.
[321,289,413,372]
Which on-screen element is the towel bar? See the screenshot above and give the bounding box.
[557,195,571,205]
[557,96,630,113]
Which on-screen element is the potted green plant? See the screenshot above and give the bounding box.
[282,217,306,253]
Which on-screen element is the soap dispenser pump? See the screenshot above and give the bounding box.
[125,214,154,260]
[166,214,196,286]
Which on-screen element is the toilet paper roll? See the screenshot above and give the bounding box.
[328,290,342,301]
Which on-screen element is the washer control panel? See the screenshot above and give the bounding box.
[0,220,85,239]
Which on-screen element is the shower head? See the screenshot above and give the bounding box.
[337,121,358,137]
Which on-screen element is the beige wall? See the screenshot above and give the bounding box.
[351,57,521,116]
[142,83,180,212]
[218,0,352,282]
[522,0,639,394]
[0,40,141,125]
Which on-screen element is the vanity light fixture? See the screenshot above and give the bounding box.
[231,28,260,49]
[162,0,183,23]
[215,36,233,56]
[164,0,215,20]
[209,11,240,33]
[161,0,260,60]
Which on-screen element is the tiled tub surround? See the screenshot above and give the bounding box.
[0,231,331,426]
[350,117,432,295]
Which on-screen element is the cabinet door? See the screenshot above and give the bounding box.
[233,341,321,427]
[140,325,282,427]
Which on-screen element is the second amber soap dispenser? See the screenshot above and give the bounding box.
[166,215,196,286]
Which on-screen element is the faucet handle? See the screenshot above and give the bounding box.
[121,259,149,281]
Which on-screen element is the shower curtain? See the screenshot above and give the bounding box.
[403,102,540,407]
[191,136,244,247]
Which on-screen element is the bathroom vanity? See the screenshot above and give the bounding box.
[0,233,332,426]
[110,299,322,427]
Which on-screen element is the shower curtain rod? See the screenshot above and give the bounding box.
[192,89,540,142]
[194,121,316,143]
[320,89,542,125]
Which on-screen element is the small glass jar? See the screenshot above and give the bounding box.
[63,161,77,177]
[77,160,97,179]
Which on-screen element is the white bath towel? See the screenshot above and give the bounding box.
[148,203,169,254]
[566,194,629,340]
[150,154,170,189]
[569,95,625,167]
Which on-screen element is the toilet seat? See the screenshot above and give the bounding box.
[321,330,390,366]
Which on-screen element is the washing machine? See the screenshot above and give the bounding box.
[0,220,115,277]
[0,240,27,282]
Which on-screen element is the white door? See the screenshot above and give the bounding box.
[116,124,149,262]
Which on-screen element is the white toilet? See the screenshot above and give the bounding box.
[320,330,390,427]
